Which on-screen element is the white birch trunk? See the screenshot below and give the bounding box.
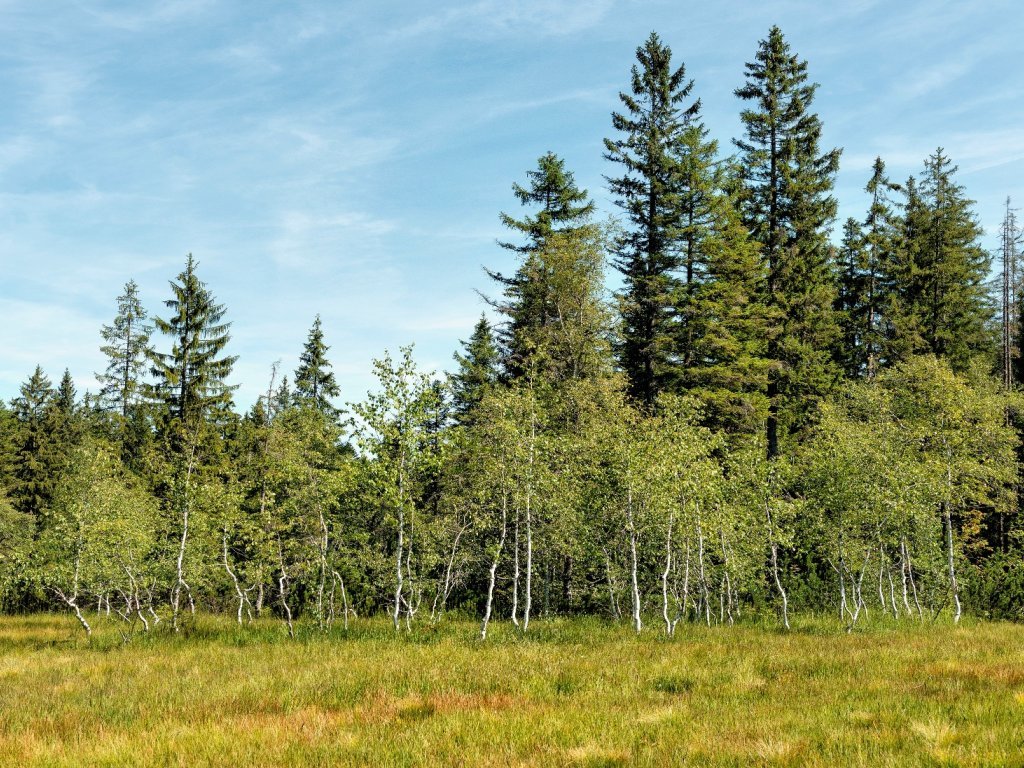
[480,494,509,640]
[662,511,674,636]
[627,487,641,634]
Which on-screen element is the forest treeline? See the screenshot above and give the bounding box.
[2,28,1023,638]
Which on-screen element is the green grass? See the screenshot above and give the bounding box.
[1,613,1023,766]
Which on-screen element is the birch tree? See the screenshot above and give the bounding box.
[352,347,441,631]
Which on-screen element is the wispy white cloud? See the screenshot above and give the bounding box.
[74,0,215,32]
[844,128,1024,178]
[385,0,615,43]
[268,210,398,270]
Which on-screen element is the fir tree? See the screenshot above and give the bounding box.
[916,149,995,369]
[489,152,594,378]
[999,198,1024,388]
[681,191,773,435]
[55,369,76,419]
[294,315,341,417]
[451,315,500,423]
[498,152,595,254]
[834,218,867,378]
[97,280,153,418]
[884,175,928,364]
[10,367,57,519]
[604,31,699,406]
[525,227,614,387]
[734,25,842,457]
[860,158,901,377]
[835,160,901,379]
[149,255,238,427]
[887,150,995,371]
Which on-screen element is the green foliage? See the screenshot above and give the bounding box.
[293,315,341,418]
[489,152,596,379]
[5,27,1024,638]
[450,314,500,423]
[33,440,159,620]
[97,280,153,418]
[679,188,773,435]
[150,254,239,429]
[734,25,842,457]
[605,32,702,406]
[0,487,33,607]
[886,150,996,371]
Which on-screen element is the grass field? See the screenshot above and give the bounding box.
[1,614,1022,767]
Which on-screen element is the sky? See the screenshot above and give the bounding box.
[1,0,1022,409]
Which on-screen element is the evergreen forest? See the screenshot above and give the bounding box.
[4,27,1024,640]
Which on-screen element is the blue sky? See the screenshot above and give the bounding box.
[1,0,1021,409]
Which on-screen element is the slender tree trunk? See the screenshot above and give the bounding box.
[944,501,961,623]
[313,470,329,631]
[521,403,538,633]
[433,517,469,622]
[55,547,90,638]
[511,510,520,626]
[393,459,406,632]
[720,527,734,626]
[696,504,710,627]
[627,487,642,634]
[277,538,294,639]
[481,494,509,640]
[764,501,789,630]
[662,510,674,636]
[223,527,250,625]
[942,442,961,624]
[332,570,349,631]
[681,542,691,622]
[172,436,198,633]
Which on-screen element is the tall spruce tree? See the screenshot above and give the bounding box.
[294,315,341,417]
[887,150,994,371]
[834,218,867,378]
[860,158,901,377]
[1000,198,1024,388]
[917,149,994,369]
[836,159,902,380]
[10,367,57,519]
[489,152,595,378]
[150,255,238,427]
[97,280,153,418]
[604,31,699,406]
[451,315,500,423]
[884,175,928,364]
[681,189,773,435]
[734,25,842,457]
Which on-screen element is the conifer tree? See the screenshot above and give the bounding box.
[10,367,57,519]
[498,152,595,254]
[53,369,84,450]
[681,192,773,435]
[917,149,995,369]
[294,315,341,417]
[999,198,1024,388]
[150,255,238,427]
[884,175,928,364]
[489,153,595,377]
[520,228,614,387]
[734,25,842,457]
[887,150,994,371]
[604,31,699,406]
[97,280,153,418]
[451,315,500,423]
[0,402,16,490]
[835,162,902,380]
[834,218,867,378]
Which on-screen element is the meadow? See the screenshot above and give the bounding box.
[1,614,1022,767]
